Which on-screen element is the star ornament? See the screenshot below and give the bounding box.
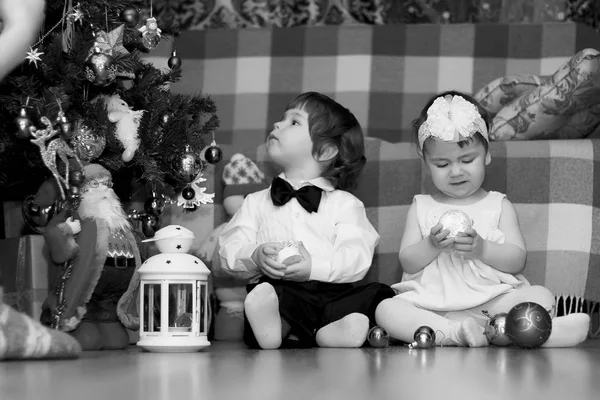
[25,47,44,67]
[68,8,84,23]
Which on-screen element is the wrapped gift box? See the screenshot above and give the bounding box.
[0,235,49,321]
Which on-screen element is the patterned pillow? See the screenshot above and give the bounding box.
[474,74,548,116]
[490,48,600,140]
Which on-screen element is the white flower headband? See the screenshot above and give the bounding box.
[417,95,488,150]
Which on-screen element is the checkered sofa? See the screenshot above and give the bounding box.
[158,22,600,333]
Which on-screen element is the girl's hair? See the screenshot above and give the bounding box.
[286,92,366,191]
[412,90,491,155]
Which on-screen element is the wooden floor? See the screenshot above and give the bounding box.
[1,340,600,400]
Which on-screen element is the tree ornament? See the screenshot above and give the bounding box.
[182,186,196,201]
[160,113,171,125]
[69,170,85,187]
[167,50,182,69]
[15,107,33,139]
[25,46,44,67]
[410,326,436,349]
[120,6,140,27]
[56,111,72,138]
[139,17,162,50]
[105,94,144,162]
[84,47,117,86]
[142,214,160,238]
[482,311,512,346]
[70,120,106,162]
[505,302,552,349]
[21,195,60,232]
[205,142,223,164]
[144,194,166,216]
[175,145,203,183]
[367,326,390,348]
[176,173,215,210]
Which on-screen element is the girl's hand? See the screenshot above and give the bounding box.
[453,228,485,259]
[428,223,454,251]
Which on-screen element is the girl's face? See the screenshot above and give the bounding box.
[266,107,314,168]
[423,138,490,199]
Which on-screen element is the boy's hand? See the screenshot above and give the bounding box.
[252,242,286,279]
[428,223,454,251]
[283,242,311,282]
[453,228,485,259]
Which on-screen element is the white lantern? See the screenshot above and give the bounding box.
[138,226,211,353]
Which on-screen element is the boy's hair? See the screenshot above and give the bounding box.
[286,92,366,191]
[412,90,491,155]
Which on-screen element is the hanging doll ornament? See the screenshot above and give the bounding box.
[104,94,144,162]
[139,17,162,50]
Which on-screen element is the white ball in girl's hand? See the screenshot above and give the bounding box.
[276,242,303,265]
[438,210,473,238]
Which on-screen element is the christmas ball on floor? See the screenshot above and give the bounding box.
[484,312,512,346]
[412,326,436,349]
[505,302,552,348]
[438,209,472,237]
[367,326,389,348]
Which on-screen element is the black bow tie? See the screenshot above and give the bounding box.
[270,177,323,213]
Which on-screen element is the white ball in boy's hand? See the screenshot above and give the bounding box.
[276,243,303,265]
[438,210,472,238]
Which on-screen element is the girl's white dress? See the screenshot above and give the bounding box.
[393,191,529,311]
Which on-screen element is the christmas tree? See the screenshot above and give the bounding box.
[0,0,220,206]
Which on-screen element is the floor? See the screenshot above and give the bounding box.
[1,340,600,400]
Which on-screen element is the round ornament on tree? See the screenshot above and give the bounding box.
[14,107,32,139]
[182,187,195,201]
[167,50,182,69]
[69,170,86,187]
[144,195,166,216]
[205,145,223,164]
[142,214,160,238]
[367,326,389,348]
[505,302,552,349]
[84,48,117,86]
[120,6,140,27]
[71,121,106,162]
[483,312,512,346]
[174,146,203,183]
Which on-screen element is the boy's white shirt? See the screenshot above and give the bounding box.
[218,173,379,283]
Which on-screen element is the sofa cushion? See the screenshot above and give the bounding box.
[490,48,600,140]
[474,74,548,116]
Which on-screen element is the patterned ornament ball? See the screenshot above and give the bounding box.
[142,30,161,50]
[120,6,140,27]
[174,148,203,183]
[14,108,32,139]
[182,187,196,201]
[84,48,117,86]
[505,302,552,349]
[367,326,390,348]
[438,209,473,238]
[412,326,436,349]
[205,145,223,164]
[144,196,166,217]
[167,50,182,69]
[71,122,106,162]
[484,312,512,347]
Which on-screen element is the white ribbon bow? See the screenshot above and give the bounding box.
[418,95,488,150]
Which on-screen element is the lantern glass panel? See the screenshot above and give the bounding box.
[143,283,161,333]
[199,282,207,333]
[168,283,194,333]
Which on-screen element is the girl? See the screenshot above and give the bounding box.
[375,91,590,347]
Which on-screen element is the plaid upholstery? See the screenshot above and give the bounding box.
[143,22,600,155]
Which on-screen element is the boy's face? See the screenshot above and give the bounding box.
[266,107,313,168]
[423,138,490,199]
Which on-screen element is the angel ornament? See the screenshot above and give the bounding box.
[139,17,162,50]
